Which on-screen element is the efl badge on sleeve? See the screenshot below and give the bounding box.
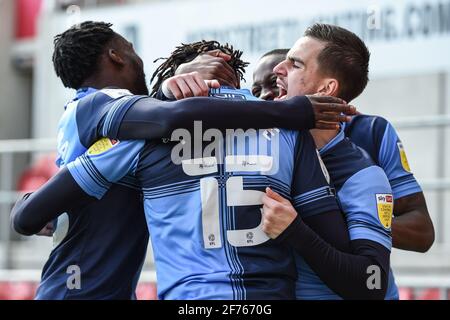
[376,194,393,229]
[397,142,411,173]
[88,137,119,155]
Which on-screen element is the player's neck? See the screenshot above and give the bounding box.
[81,76,132,93]
[310,128,339,150]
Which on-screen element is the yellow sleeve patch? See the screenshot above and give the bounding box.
[397,142,411,173]
[376,194,393,230]
[87,137,119,155]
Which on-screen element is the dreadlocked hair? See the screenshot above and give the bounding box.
[150,40,249,97]
[53,21,116,89]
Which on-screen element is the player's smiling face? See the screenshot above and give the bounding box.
[273,37,326,100]
[252,54,285,100]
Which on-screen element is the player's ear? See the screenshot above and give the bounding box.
[317,78,339,97]
[107,49,125,66]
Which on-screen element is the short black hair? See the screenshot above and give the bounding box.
[304,23,370,102]
[53,21,116,89]
[261,48,289,59]
[150,40,249,97]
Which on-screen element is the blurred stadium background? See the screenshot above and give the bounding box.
[0,0,449,300]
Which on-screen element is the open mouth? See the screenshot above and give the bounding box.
[275,85,287,100]
[275,81,288,100]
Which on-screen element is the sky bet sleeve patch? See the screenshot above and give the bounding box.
[376,193,393,229]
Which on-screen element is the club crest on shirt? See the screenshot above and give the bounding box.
[375,193,393,230]
[87,137,119,155]
[397,142,411,173]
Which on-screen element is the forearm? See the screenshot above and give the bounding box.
[11,167,93,235]
[279,216,389,300]
[10,193,33,235]
[392,192,435,252]
[392,210,434,252]
[114,96,314,140]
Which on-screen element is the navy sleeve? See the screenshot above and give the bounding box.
[11,167,93,236]
[75,89,146,148]
[278,215,390,300]
[107,96,315,140]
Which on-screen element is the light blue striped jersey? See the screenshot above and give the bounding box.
[67,87,340,300]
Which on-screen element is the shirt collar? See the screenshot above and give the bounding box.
[64,87,98,110]
[210,86,251,94]
[319,125,345,155]
[74,87,98,101]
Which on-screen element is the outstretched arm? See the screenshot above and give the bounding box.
[109,94,356,141]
